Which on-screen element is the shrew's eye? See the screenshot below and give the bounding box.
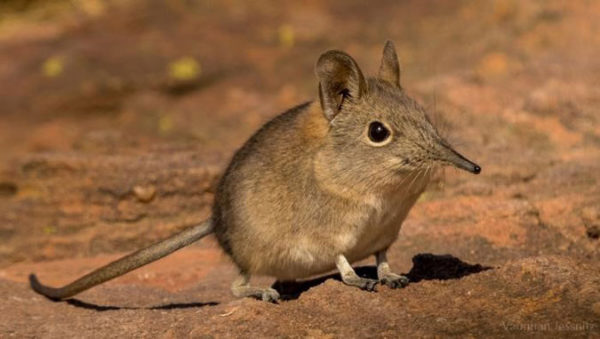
[368,121,390,143]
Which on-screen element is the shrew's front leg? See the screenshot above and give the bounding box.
[335,254,378,291]
[375,250,409,289]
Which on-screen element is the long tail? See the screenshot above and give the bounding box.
[29,219,214,300]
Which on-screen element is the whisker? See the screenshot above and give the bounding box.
[398,170,416,189]
[406,168,423,194]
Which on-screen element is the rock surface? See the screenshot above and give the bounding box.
[0,1,599,337]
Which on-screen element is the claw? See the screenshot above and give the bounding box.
[381,274,409,289]
[361,279,379,292]
[261,288,280,303]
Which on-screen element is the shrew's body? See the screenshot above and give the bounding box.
[213,100,429,281]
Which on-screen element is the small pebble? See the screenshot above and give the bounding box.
[133,185,156,203]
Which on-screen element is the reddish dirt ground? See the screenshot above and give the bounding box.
[0,1,599,337]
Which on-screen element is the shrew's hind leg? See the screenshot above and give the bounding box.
[231,272,280,303]
[375,250,409,289]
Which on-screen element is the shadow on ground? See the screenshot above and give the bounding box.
[273,253,492,300]
[63,299,219,312]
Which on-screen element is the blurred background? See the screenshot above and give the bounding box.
[1,1,599,336]
[2,0,600,271]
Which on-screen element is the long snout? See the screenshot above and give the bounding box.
[440,145,481,174]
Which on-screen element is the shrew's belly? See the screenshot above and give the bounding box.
[344,190,421,263]
[255,190,423,280]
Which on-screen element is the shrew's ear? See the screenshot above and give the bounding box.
[378,40,401,88]
[316,50,366,121]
